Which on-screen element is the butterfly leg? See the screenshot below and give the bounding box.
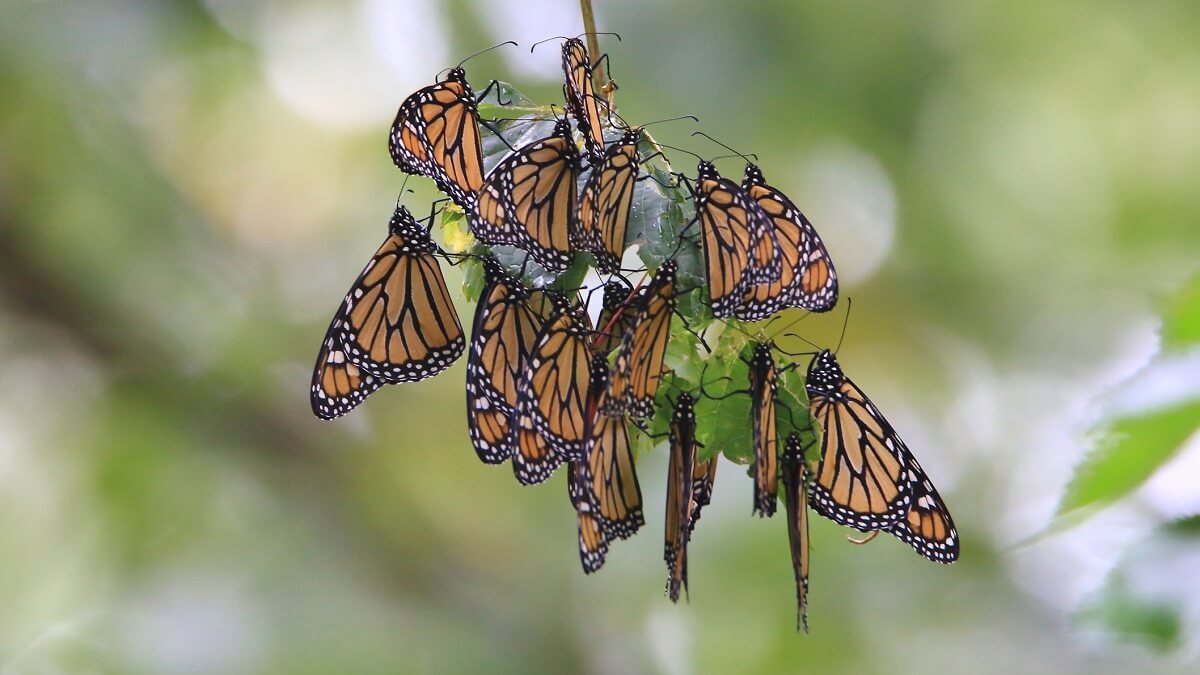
[474,79,512,107]
[848,530,881,545]
[478,117,518,153]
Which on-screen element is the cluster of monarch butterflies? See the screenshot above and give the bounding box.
[309,36,957,632]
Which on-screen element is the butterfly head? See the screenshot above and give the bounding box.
[443,67,468,83]
[752,341,775,367]
[601,281,630,310]
[782,432,806,463]
[618,127,644,147]
[742,163,765,187]
[696,160,721,182]
[551,117,574,138]
[589,351,610,387]
[805,349,843,396]
[563,37,587,61]
[674,391,696,418]
[388,204,423,237]
[655,258,679,280]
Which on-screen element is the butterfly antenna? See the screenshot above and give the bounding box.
[653,142,705,162]
[458,41,519,68]
[835,297,852,354]
[529,35,571,52]
[575,31,622,41]
[782,332,821,354]
[768,311,813,342]
[638,114,701,129]
[691,131,758,163]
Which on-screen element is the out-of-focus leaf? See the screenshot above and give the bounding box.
[1059,399,1200,514]
[1163,275,1200,350]
[1078,577,1182,652]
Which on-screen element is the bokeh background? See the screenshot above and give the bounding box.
[2,1,1200,673]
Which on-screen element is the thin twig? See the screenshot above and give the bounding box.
[578,0,610,100]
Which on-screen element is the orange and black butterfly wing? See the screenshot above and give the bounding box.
[465,259,551,463]
[593,281,638,355]
[587,411,644,539]
[311,310,383,420]
[568,460,609,574]
[887,456,959,563]
[388,69,484,209]
[604,260,676,419]
[781,433,811,632]
[688,456,718,536]
[575,130,640,273]
[514,296,593,484]
[471,119,580,271]
[749,343,779,517]
[742,164,837,316]
[806,350,913,531]
[561,38,608,163]
[693,162,780,317]
[665,393,697,603]
[336,205,465,382]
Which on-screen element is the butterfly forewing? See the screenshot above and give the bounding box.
[806,350,913,531]
[336,206,465,384]
[781,433,811,632]
[575,131,640,273]
[561,38,608,163]
[604,261,676,419]
[750,343,779,517]
[738,164,838,318]
[513,297,593,484]
[388,69,484,209]
[465,259,552,463]
[471,119,580,271]
[665,393,698,603]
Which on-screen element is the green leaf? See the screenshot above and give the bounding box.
[1059,399,1200,514]
[1162,275,1200,350]
[1077,577,1182,652]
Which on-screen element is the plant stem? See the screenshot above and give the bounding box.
[578,0,608,90]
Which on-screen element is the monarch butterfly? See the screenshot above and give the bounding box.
[665,392,698,603]
[471,118,580,272]
[749,342,780,517]
[805,349,913,531]
[887,455,959,563]
[465,258,553,464]
[593,281,638,355]
[574,128,641,273]
[388,68,486,210]
[603,260,676,419]
[514,294,593,484]
[310,311,383,419]
[568,459,609,574]
[735,164,839,321]
[691,161,781,318]
[564,351,619,573]
[561,37,610,163]
[780,432,811,632]
[330,203,464,385]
